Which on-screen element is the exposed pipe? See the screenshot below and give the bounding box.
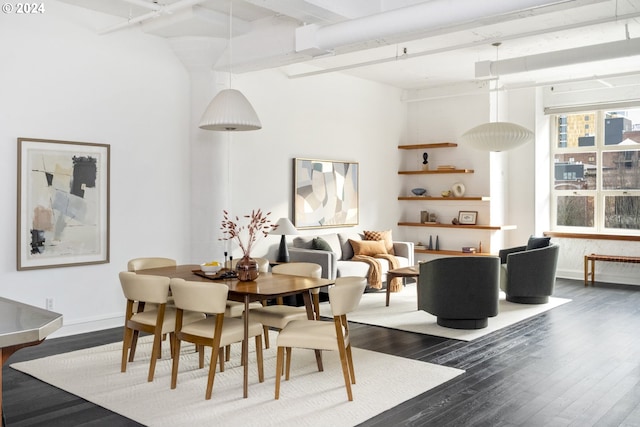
[295,0,588,54]
[477,38,640,77]
[120,0,162,11]
[99,0,206,35]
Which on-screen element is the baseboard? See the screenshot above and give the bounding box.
[556,268,640,286]
[49,313,124,338]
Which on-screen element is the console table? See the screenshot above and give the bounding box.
[1,297,63,424]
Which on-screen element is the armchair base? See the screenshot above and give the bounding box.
[437,317,488,330]
[506,295,549,304]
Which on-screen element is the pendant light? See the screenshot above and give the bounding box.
[199,1,261,131]
[461,43,533,151]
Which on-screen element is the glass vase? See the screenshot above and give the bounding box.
[236,255,259,281]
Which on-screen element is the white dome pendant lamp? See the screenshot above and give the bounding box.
[199,1,261,132]
[461,43,532,151]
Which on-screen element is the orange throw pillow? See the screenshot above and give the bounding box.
[363,230,395,255]
[349,239,387,257]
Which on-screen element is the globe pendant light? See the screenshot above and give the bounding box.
[198,1,261,132]
[461,43,532,151]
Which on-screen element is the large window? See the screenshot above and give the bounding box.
[551,108,640,234]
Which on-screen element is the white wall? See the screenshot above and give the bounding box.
[0,3,191,336]
[0,2,407,337]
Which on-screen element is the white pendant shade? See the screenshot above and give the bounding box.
[199,89,262,131]
[460,121,533,152]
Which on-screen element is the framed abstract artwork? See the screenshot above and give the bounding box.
[17,138,110,270]
[294,158,359,228]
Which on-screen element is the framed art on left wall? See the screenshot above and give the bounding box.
[17,137,110,270]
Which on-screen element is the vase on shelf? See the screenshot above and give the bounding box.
[236,255,259,281]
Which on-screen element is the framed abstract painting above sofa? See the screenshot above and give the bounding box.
[293,158,358,229]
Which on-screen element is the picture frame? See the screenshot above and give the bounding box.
[458,210,478,225]
[293,158,359,229]
[17,137,110,270]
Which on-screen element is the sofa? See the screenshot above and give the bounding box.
[417,256,500,329]
[288,230,414,290]
[499,237,559,304]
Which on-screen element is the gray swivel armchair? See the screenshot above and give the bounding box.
[417,256,500,329]
[499,243,559,304]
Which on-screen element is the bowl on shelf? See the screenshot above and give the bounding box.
[201,262,222,274]
[411,188,427,196]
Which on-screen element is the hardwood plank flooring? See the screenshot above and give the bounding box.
[3,278,640,426]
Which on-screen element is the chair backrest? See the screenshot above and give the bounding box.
[328,277,366,316]
[127,257,177,272]
[119,271,171,304]
[272,262,321,278]
[170,278,229,314]
[230,257,269,273]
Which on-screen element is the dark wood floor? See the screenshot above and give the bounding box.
[3,278,640,426]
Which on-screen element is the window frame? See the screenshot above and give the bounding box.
[550,108,640,235]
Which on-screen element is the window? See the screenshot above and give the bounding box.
[551,108,640,234]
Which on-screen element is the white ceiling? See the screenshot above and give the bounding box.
[58,0,640,91]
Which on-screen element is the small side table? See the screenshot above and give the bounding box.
[386,266,420,307]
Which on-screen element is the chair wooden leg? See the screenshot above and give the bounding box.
[170,338,182,389]
[198,345,205,369]
[263,325,270,348]
[345,343,356,384]
[121,327,133,373]
[205,346,221,400]
[218,347,225,372]
[285,347,292,381]
[225,344,231,362]
[275,346,284,399]
[148,330,163,382]
[255,335,264,383]
[128,330,140,362]
[337,340,353,401]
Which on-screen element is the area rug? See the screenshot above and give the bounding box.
[11,332,463,427]
[320,284,570,341]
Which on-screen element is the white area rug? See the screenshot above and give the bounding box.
[11,332,463,427]
[321,284,571,341]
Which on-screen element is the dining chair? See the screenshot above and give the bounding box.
[249,262,322,348]
[119,271,205,382]
[169,278,265,399]
[127,257,177,272]
[274,276,366,401]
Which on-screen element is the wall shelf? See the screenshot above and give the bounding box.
[398,142,457,150]
[398,169,474,175]
[398,196,490,201]
[398,222,516,231]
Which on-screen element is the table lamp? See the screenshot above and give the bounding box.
[270,218,298,263]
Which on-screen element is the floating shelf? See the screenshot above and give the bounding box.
[415,249,494,256]
[398,169,474,175]
[398,196,490,201]
[398,222,517,231]
[398,142,457,150]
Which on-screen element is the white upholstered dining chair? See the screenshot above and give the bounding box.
[169,278,265,399]
[119,271,205,382]
[249,262,322,348]
[274,276,366,401]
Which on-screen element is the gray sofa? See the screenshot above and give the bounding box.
[288,230,414,290]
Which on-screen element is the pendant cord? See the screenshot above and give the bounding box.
[493,42,501,123]
[228,0,233,87]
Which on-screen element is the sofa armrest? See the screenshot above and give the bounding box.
[288,247,337,279]
[393,241,414,265]
[498,245,526,264]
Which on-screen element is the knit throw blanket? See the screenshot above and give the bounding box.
[351,254,402,291]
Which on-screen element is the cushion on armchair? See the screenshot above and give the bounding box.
[526,235,551,250]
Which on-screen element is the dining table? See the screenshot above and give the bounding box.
[135,264,334,398]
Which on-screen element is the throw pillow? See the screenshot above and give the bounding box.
[349,239,387,257]
[526,235,551,250]
[312,237,333,252]
[363,229,395,255]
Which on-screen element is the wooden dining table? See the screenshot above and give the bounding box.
[135,264,334,398]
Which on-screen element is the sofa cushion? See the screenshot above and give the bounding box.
[312,237,332,251]
[338,231,363,260]
[293,233,342,258]
[526,236,551,250]
[349,239,387,257]
[364,230,395,255]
